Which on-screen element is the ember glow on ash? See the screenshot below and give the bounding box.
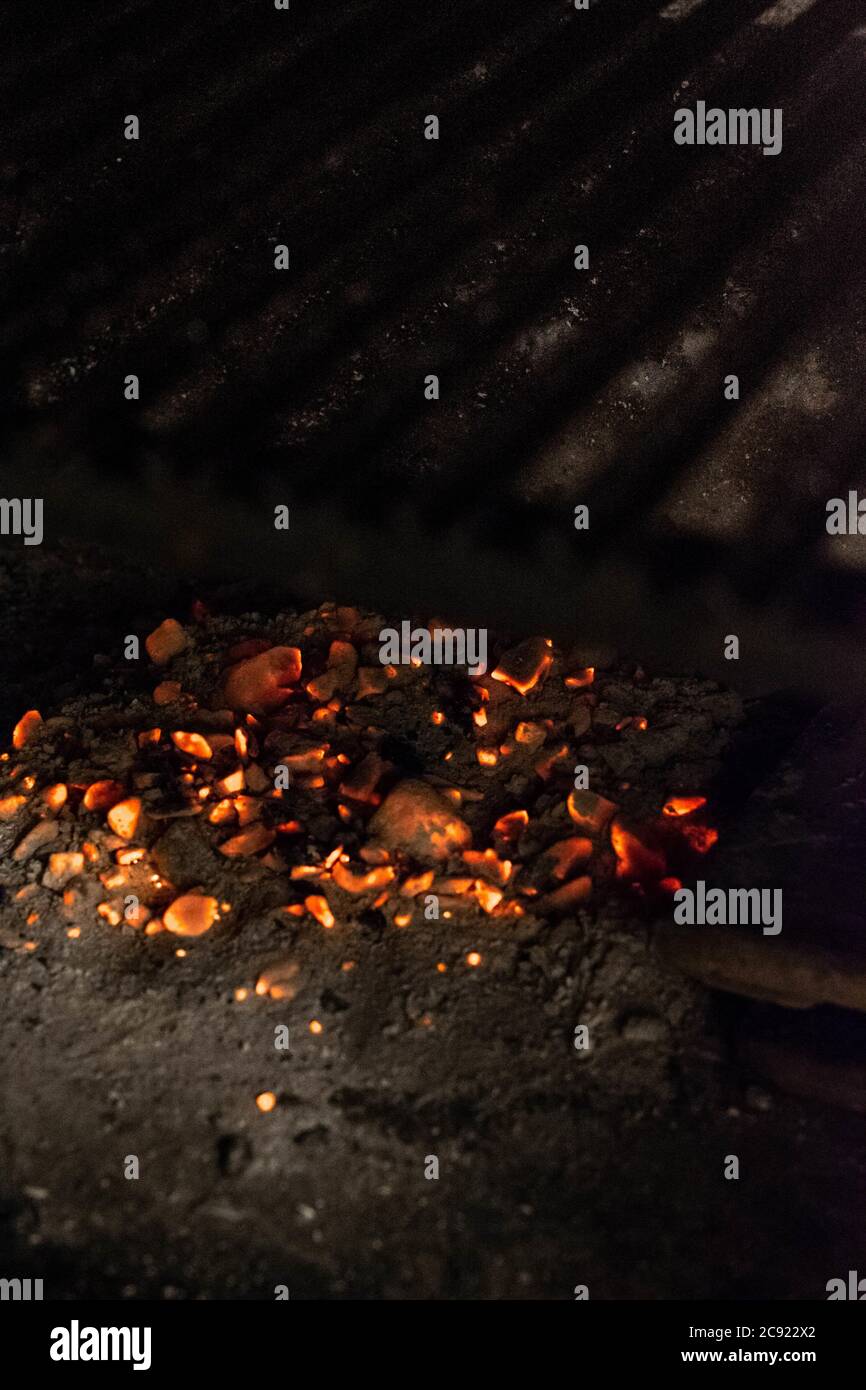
[610,820,668,885]
[0,605,724,964]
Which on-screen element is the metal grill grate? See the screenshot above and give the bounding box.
[2,0,865,691]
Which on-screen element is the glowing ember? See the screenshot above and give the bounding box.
[466,951,483,967]
[436,877,475,895]
[331,861,395,894]
[125,901,151,928]
[256,1092,277,1113]
[493,809,529,843]
[514,721,546,748]
[106,797,142,840]
[223,646,302,714]
[360,845,391,865]
[307,670,345,702]
[463,849,513,885]
[567,789,618,835]
[326,639,358,683]
[43,852,85,889]
[610,819,667,883]
[117,847,145,865]
[145,618,188,666]
[306,895,335,929]
[208,797,236,825]
[83,780,126,812]
[231,796,259,827]
[662,795,708,818]
[491,637,553,695]
[533,743,570,780]
[163,894,220,937]
[474,882,503,913]
[369,780,472,865]
[339,751,389,805]
[171,731,212,759]
[12,709,43,749]
[275,819,302,835]
[400,870,435,896]
[1,603,728,960]
[219,824,275,857]
[42,784,68,813]
[217,769,245,795]
[278,746,327,774]
[544,837,593,880]
[564,667,595,688]
[255,960,300,1000]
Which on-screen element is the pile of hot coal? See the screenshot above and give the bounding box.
[0,603,735,947]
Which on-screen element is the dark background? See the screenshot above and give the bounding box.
[1,0,865,692]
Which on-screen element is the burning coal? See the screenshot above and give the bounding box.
[0,602,728,953]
